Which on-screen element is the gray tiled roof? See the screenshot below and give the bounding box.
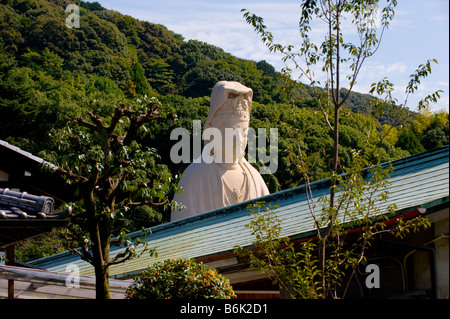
[0,188,71,219]
[0,188,72,247]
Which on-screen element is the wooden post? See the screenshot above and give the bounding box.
[6,245,14,299]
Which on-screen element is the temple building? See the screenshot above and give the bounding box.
[26,146,448,299]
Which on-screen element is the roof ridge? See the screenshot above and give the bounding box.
[0,139,57,170]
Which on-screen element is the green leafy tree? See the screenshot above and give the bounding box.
[143,58,175,94]
[177,39,226,69]
[15,232,66,262]
[395,129,425,155]
[0,5,23,53]
[130,61,152,96]
[126,258,236,299]
[80,1,106,11]
[240,0,437,298]
[256,60,277,80]
[239,155,430,298]
[48,96,179,299]
[407,109,449,150]
[181,59,242,97]
[420,128,447,150]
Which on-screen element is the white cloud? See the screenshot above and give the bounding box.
[359,62,408,81]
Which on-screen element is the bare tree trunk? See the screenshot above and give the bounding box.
[319,4,342,297]
[94,262,111,299]
[82,172,112,300]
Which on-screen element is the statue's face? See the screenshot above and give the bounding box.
[210,94,250,163]
[226,94,249,118]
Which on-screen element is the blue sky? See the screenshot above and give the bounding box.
[88,0,449,113]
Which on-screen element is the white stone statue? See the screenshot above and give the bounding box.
[171,81,270,221]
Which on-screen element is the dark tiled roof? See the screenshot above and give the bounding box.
[0,139,74,203]
[0,188,71,247]
[0,188,70,220]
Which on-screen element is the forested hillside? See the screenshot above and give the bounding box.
[1,0,448,232]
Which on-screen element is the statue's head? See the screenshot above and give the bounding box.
[204,81,253,164]
[204,81,252,128]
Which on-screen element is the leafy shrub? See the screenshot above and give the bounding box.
[125,258,236,299]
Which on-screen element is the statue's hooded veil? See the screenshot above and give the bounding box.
[204,81,253,129]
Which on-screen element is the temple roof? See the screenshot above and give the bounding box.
[30,146,449,279]
[0,188,71,247]
[0,139,74,203]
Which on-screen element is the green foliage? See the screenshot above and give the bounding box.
[125,258,236,299]
[237,202,322,298]
[406,60,443,111]
[395,129,425,154]
[420,128,447,150]
[0,0,447,276]
[80,1,105,11]
[239,0,436,300]
[47,96,178,299]
[1,0,446,167]
[143,58,176,94]
[119,205,163,231]
[181,59,241,98]
[238,152,431,299]
[15,231,66,262]
[129,61,152,97]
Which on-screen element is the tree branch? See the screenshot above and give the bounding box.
[107,249,134,267]
[127,197,170,207]
[55,167,88,184]
[74,117,97,130]
[107,243,150,267]
[122,108,162,146]
[66,240,93,264]
[85,110,105,128]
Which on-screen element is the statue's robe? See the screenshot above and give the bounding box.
[171,157,269,222]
